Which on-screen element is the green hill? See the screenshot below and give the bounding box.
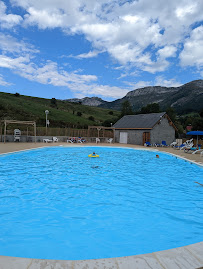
[0,92,119,128]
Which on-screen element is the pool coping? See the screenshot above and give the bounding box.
[0,143,203,269]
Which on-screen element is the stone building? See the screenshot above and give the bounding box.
[113,112,176,145]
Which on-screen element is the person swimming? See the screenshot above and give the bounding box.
[88,152,99,157]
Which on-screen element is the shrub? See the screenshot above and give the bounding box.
[88,116,95,121]
[77,111,82,117]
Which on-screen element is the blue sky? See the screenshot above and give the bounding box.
[0,0,202,101]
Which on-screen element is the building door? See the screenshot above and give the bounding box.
[143,132,150,145]
[119,132,128,144]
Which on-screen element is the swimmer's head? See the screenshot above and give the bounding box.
[156,154,159,158]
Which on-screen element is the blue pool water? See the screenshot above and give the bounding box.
[0,146,203,260]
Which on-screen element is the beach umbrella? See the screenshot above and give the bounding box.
[186,131,203,144]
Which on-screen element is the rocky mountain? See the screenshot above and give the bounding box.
[99,80,203,113]
[66,97,107,107]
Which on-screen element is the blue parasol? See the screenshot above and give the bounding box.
[187,131,203,144]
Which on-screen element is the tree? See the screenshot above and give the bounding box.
[120,100,133,117]
[192,118,203,130]
[140,103,160,114]
[14,92,20,97]
[166,107,176,122]
[50,98,57,107]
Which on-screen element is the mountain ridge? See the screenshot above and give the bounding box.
[66,80,203,113]
[99,79,203,113]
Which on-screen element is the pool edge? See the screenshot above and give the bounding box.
[0,241,202,269]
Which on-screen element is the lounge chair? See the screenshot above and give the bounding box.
[67,138,74,143]
[43,138,53,143]
[144,141,151,146]
[96,138,100,144]
[161,141,168,147]
[170,141,177,147]
[173,143,185,149]
[53,137,59,142]
[77,137,86,143]
[192,145,202,154]
[154,143,161,147]
[107,138,113,143]
[180,142,194,150]
[184,146,198,153]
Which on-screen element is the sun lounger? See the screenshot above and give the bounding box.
[184,146,199,153]
[67,138,74,143]
[96,138,100,143]
[53,137,59,142]
[170,141,177,148]
[161,141,168,147]
[180,142,194,150]
[77,137,86,143]
[192,147,203,154]
[43,138,53,143]
[154,143,161,147]
[144,142,151,146]
[107,138,113,143]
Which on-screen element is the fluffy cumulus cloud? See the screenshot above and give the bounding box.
[0,1,22,28]
[179,25,203,69]
[0,0,203,98]
[8,0,203,72]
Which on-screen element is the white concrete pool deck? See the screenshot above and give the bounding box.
[0,142,203,269]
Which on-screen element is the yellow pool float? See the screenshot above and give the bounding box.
[88,154,99,158]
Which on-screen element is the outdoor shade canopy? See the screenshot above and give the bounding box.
[187,131,203,135]
[186,130,203,145]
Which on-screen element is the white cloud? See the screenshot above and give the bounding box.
[124,80,151,89]
[154,76,182,87]
[157,46,177,59]
[0,54,128,98]
[179,25,203,68]
[0,33,39,55]
[7,0,202,74]
[0,0,202,99]
[0,74,12,86]
[142,60,170,74]
[0,1,22,28]
[175,3,197,19]
[23,7,67,29]
[69,50,103,59]
[70,84,129,99]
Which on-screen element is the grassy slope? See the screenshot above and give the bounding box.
[0,92,120,127]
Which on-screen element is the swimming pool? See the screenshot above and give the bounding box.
[0,146,202,260]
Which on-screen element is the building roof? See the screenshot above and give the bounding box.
[113,112,167,129]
